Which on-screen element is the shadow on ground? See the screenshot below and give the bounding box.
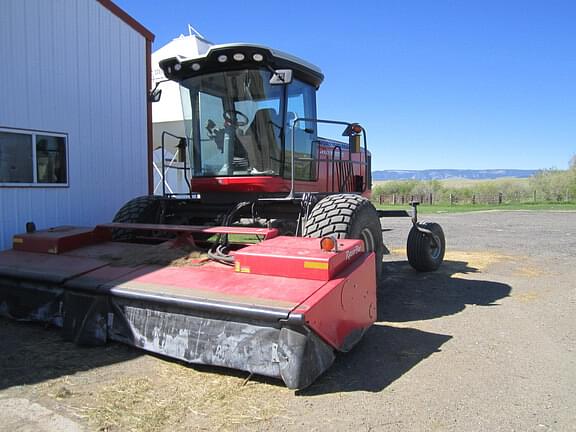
[300,259,511,395]
[0,318,140,391]
[379,259,512,322]
[299,325,451,395]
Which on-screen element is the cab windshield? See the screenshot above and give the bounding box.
[179,69,318,179]
[179,69,284,177]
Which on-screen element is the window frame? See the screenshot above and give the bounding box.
[0,127,69,188]
[283,79,318,181]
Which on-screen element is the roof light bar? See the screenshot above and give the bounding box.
[158,43,324,88]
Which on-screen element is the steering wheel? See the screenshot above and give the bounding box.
[223,109,249,127]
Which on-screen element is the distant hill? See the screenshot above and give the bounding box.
[372,169,538,181]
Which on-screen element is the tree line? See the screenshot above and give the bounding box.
[373,156,576,205]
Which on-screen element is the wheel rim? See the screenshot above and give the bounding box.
[429,237,441,260]
[360,227,376,254]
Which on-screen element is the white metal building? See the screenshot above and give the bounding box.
[0,0,154,250]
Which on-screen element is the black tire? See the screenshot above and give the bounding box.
[112,195,163,241]
[406,222,445,272]
[303,194,384,281]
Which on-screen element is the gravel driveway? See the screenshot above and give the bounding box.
[0,210,574,431]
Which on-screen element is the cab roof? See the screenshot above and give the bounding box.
[159,43,325,89]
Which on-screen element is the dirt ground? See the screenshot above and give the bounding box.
[0,210,575,431]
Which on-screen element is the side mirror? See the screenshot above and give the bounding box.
[270,69,293,85]
[149,88,162,103]
[149,79,169,103]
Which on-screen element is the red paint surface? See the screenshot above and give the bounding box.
[12,226,103,254]
[234,236,365,280]
[111,265,326,308]
[63,264,148,292]
[188,143,371,196]
[0,249,108,283]
[293,253,377,350]
[97,223,278,239]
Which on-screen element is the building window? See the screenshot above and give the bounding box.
[0,128,68,186]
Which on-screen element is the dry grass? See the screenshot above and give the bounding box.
[40,359,286,432]
[99,242,208,268]
[390,248,545,281]
[390,248,513,272]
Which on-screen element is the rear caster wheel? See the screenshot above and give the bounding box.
[407,222,445,271]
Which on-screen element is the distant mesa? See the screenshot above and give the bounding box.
[372,169,538,181]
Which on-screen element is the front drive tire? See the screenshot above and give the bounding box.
[406,222,445,271]
[112,195,163,241]
[303,194,384,281]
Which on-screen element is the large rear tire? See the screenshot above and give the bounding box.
[112,195,163,241]
[303,194,384,281]
[406,222,445,271]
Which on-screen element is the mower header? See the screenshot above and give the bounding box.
[0,223,377,389]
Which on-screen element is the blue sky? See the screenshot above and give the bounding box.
[116,0,576,170]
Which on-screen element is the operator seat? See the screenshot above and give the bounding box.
[236,108,282,173]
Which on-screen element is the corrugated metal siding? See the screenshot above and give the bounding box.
[0,0,148,249]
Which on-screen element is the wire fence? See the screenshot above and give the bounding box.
[376,190,575,206]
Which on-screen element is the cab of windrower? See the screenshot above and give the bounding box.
[159,44,326,181]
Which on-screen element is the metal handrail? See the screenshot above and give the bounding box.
[288,118,369,198]
[161,131,192,198]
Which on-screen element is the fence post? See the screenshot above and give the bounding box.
[498,192,503,205]
[533,190,537,202]
[392,194,396,205]
[472,194,476,205]
[450,193,454,206]
[429,192,433,205]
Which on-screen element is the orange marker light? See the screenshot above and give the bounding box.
[320,236,337,252]
[351,124,363,134]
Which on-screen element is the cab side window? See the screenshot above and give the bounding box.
[284,80,317,181]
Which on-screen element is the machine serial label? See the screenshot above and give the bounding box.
[12,238,23,244]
